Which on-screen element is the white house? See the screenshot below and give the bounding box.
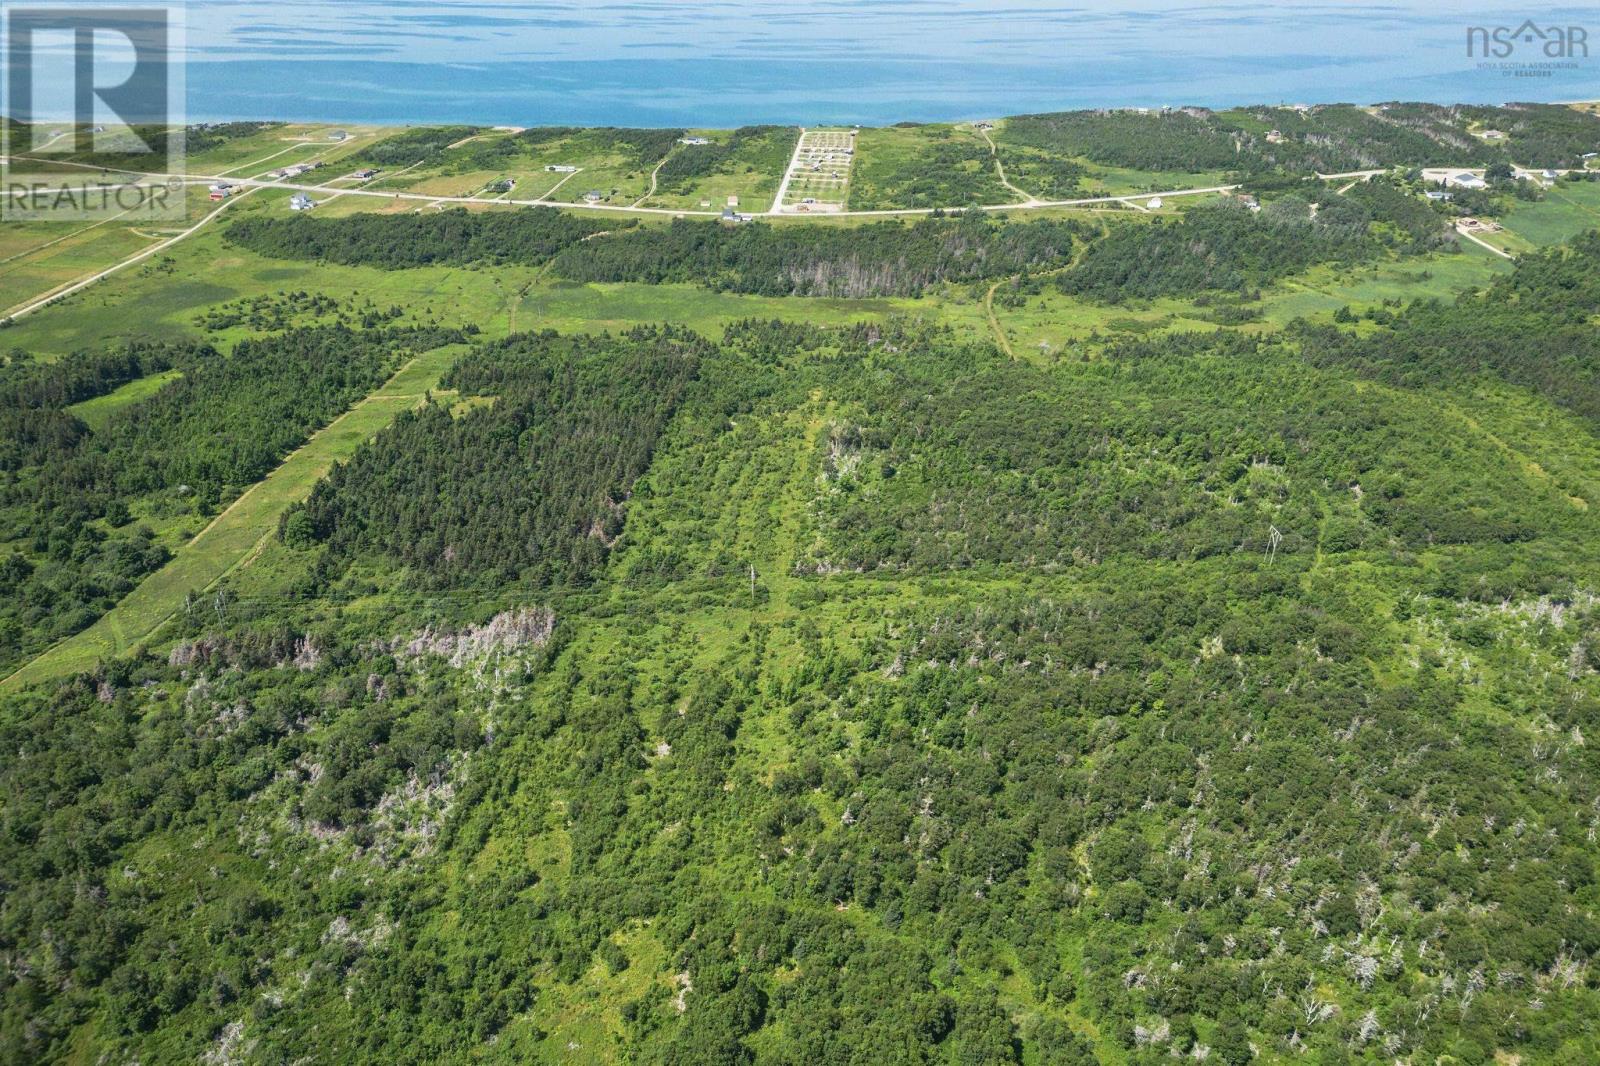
[1446,172,1488,190]
[546,164,579,173]
[680,137,711,146]
[289,193,315,211]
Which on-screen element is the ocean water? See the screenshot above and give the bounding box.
[81,1,1600,125]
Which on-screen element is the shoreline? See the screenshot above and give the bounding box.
[0,97,1586,136]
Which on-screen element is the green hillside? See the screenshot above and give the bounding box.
[3,108,1600,1066]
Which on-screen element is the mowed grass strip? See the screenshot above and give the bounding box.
[1,343,468,690]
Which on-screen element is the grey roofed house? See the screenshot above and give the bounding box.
[289,193,315,211]
[584,190,604,202]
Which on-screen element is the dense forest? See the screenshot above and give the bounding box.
[284,329,705,588]
[1059,198,1379,301]
[1301,231,1600,425]
[550,212,1092,297]
[223,208,624,269]
[224,208,1089,299]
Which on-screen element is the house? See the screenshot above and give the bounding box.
[727,196,739,208]
[1147,197,1164,210]
[1447,172,1487,190]
[1479,129,1507,140]
[583,190,604,202]
[545,164,579,173]
[289,194,315,211]
[353,168,378,180]
[1425,190,1453,201]
[1543,169,1559,180]
[680,137,711,146]
[1265,129,1284,144]
[328,131,348,142]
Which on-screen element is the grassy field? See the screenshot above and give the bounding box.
[0,343,469,691]
[1496,178,1600,250]
[66,369,185,429]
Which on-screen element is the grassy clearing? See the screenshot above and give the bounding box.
[67,369,184,429]
[1499,179,1600,248]
[514,280,929,339]
[1,343,469,691]
[0,225,161,317]
[1075,161,1233,195]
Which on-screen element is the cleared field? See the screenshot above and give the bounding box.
[514,279,925,338]
[0,343,468,691]
[0,224,161,316]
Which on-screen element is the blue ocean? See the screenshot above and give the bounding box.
[171,2,1600,125]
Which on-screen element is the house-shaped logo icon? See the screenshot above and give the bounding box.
[1467,21,1590,60]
